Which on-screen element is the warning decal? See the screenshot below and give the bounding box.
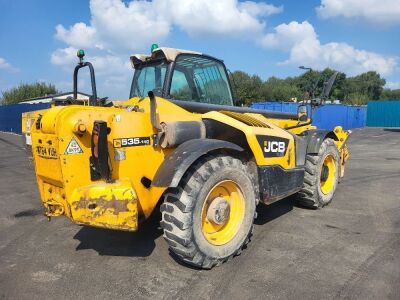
[65,137,83,154]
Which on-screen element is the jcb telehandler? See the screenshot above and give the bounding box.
[25,46,349,268]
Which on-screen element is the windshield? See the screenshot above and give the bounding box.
[129,60,168,99]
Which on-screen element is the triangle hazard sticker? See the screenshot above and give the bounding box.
[65,137,83,154]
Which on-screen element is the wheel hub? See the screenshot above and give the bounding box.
[201,180,245,246]
[321,165,329,181]
[320,154,337,195]
[206,197,230,225]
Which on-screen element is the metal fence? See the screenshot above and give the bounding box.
[0,103,50,134]
[251,102,367,130]
[367,100,400,128]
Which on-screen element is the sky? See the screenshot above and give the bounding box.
[0,0,399,99]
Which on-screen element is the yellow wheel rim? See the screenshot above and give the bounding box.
[201,180,246,246]
[320,154,336,194]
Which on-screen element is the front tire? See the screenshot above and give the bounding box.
[160,155,256,269]
[297,138,340,208]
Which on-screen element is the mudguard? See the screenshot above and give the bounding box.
[303,129,333,154]
[152,139,244,187]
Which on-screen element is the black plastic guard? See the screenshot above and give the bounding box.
[152,139,243,187]
[258,165,304,204]
[302,129,331,154]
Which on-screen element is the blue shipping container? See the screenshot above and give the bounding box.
[367,100,400,127]
[0,101,368,134]
[251,102,366,130]
[0,103,50,134]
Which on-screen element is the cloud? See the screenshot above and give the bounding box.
[0,58,12,69]
[260,21,398,76]
[51,0,399,100]
[56,23,97,49]
[50,47,77,67]
[385,81,400,89]
[239,1,282,16]
[316,0,400,25]
[0,57,19,73]
[169,0,282,37]
[51,45,133,96]
[87,0,171,51]
[51,46,130,76]
[54,0,282,52]
[261,21,316,50]
[51,0,282,97]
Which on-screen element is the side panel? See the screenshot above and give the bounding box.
[202,111,297,169]
[200,112,304,202]
[258,166,304,204]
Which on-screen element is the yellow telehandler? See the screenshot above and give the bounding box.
[25,46,349,268]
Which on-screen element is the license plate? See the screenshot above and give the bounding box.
[35,145,57,159]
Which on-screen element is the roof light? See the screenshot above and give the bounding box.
[151,44,159,52]
[77,49,85,59]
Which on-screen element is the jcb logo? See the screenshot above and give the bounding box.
[256,135,289,158]
[264,141,286,153]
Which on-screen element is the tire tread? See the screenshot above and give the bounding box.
[160,154,257,268]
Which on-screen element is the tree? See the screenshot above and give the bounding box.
[295,70,321,99]
[343,71,386,104]
[228,68,393,106]
[0,82,60,105]
[261,77,302,101]
[380,89,400,100]
[230,71,263,106]
[295,68,346,101]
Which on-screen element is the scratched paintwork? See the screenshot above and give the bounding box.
[70,179,138,231]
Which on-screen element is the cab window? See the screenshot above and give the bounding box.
[169,55,233,105]
[170,70,192,101]
[130,60,167,98]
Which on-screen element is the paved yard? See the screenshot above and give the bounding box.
[0,128,399,299]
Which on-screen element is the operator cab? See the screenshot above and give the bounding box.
[129,46,234,106]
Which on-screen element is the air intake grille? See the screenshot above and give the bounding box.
[220,111,270,128]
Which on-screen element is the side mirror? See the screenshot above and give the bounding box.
[297,105,308,122]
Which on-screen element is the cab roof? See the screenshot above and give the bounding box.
[130,47,202,68]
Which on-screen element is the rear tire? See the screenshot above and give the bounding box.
[160,155,256,269]
[297,138,340,208]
